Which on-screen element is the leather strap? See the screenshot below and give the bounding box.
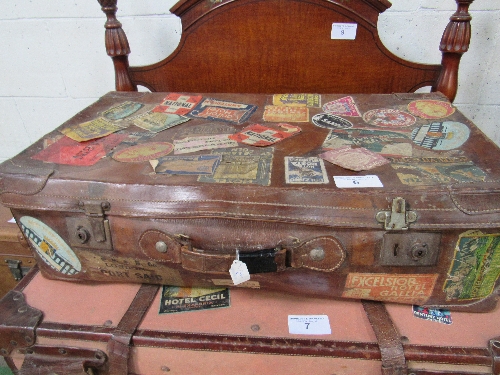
[490,336,500,375]
[107,283,159,375]
[362,300,408,375]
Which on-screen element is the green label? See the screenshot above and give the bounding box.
[444,231,500,301]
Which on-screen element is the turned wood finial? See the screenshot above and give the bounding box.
[433,0,474,102]
[98,0,136,91]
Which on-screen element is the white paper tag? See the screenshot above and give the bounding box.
[331,23,357,40]
[288,315,332,335]
[334,175,383,188]
[8,217,16,224]
[229,260,250,285]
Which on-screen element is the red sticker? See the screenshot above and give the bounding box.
[363,109,416,128]
[322,96,361,117]
[229,123,301,146]
[408,100,456,119]
[153,93,203,115]
[319,147,389,171]
[32,134,127,166]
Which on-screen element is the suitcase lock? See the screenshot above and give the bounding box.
[66,200,113,250]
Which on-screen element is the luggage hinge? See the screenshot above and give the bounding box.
[78,201,110,243]
[5,259,30,281]
[376,197,417,231]
[0,290,42,357]
[18,345,107,375]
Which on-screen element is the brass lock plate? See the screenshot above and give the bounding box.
[380,232,440,266]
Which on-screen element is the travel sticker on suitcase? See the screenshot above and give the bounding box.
[189,98,257,124]
[198,147,273,185]
[19,216,81,275]
[272,94,321,107]
[444,231,500,301]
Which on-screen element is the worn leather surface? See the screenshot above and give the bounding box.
[362,300,408,375]
[1,92,500,309]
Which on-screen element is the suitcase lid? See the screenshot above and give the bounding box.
[1,91,500,230]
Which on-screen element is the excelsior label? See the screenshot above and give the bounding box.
[343,273,438,304]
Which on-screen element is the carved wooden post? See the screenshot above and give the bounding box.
[432,0,474,102]
[98,0,137,91]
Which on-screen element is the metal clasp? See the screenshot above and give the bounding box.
[78,201,110,243]
[376,197,417,231]
[66,201,113,250]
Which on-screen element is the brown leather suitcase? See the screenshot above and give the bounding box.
[1,91,499,312]
[0,267,499,375]
[0,204,33,299]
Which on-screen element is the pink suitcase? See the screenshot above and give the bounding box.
[0,267,499,375]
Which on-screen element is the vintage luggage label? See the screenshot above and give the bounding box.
[153,154,221,175]
[413,306,452,325]
[132,112,190,133]
[159,286,230,314]
[411,121,470,151]
[263,105,309,122]
[443,231,500,301]
[153,93,203,115]
[285,156,329,184]
[118,131,157,146]
[312,113,353,129]
[408,100,455,119]
[61,117,126,142]
[322,128,413,157]
[272,94,321,107]
[362,108,416,128]
[175,123,236,139]
[343,273,438,304]
[112,142,174,162]
[189,98,257,124]
[19,216,81,275]
[174,134,238,154]
[229,123,301,146]
[32,133,127,166]
[102,101,144,120]
[198,147,273,186]
[319,147,389,171]
[389,156,487,186]
[322,96,361,117]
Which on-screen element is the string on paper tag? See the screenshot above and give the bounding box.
[229,252,250,285]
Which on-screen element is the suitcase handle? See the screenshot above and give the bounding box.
[140,231,346,274]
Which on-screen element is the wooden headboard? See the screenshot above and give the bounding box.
[98,0,474,102]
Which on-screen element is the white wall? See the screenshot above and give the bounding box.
[0,0,498,163]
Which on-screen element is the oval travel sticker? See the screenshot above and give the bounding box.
[363,109,416,128]
[112,142,174,162]
[19,216,81,275]
[411,121,470,150]
[408,100,455,119]
[312,113,353,129]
